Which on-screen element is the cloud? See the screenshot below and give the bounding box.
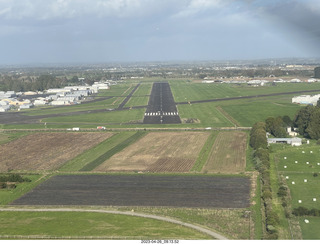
[0,0,178,20]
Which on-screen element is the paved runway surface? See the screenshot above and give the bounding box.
[143,82,181,124]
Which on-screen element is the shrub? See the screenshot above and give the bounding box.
[262,190,272,200]
[266,209,280,226]
[292,206,309,216]
[277,186,287,197]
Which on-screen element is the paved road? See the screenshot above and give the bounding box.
[0,208,228,240]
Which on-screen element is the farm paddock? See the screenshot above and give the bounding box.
[94,132,209,172]
[202,131,247,174]
[0,132,113,171]
[11,175,251,208]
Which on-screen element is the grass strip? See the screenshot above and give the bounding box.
[59,132,133,172]
[191,132,218,172]
[79,131,147,171]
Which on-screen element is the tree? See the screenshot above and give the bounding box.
[314,67,320,78]
[306,107,320,139]
[70,76,79,83]
[265,116,287,138]
[294,105,315,136]
[282,115,292,127]
[250,122,268,149]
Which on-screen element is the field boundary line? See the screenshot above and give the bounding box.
[79,131,146,171]
[0,208,229,240]
[216,106,241,127]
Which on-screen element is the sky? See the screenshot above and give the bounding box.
[0,0,320,64]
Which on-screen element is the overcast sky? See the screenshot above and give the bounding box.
[1,0,320,64]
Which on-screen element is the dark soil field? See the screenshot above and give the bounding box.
[11,175,250,208]
[143,82,181,124]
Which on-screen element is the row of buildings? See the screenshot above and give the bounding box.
[0,82,110,112]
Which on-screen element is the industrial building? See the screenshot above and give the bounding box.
[292,94,320,106]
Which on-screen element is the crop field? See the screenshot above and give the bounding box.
[202,132,247,174]
[94,132,209,172]
[11,175,251,208]
[0,132,113,171]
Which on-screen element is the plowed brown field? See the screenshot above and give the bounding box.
[202,131,247,174]
[95,132,209,172]
[0,132,113,171]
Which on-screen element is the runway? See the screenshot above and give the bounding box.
[143,82,181,124]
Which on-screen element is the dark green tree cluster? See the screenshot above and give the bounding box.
[0,74,83,92]
[0,173,31,189]
[315,67,320,78]
[292,207,320,217]
[294,105,320,140]
[265,116,291,138]
[250,122,279,239]
[250,122,268,150]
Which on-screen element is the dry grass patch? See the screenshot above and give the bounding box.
[0,132,113,171]
[202,131,247,174]
[95,132,209,172]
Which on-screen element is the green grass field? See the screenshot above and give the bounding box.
[275,145,320,174]
[124,82,152,107]
[299,217,320,240]
[170,81,320,103]
[42,108,145,125]
[178,103,234,127]
[0,211,211,240]
[272,142,320,239]
[220,97,301,127]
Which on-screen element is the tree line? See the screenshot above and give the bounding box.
[0,75,83,92]
[250,122,280,239]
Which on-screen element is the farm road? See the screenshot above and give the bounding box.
[0,208,228,240]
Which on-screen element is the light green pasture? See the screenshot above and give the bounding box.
[220,97,301,127]
[42,109,145,125]
[177,103,234,127]
[0,211,211,239]
[299,217,320,240]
